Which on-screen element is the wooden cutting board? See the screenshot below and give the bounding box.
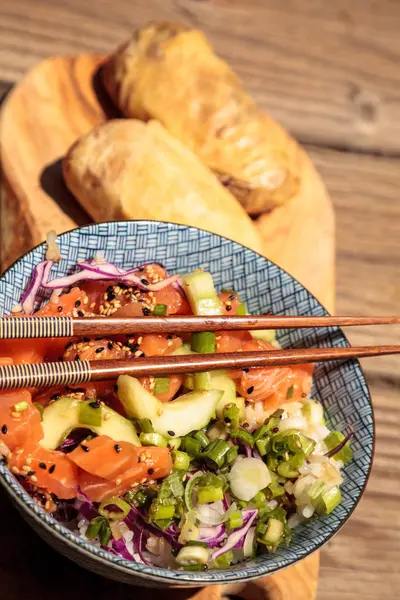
[0,53,334,599]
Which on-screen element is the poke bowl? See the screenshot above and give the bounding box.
[0,220,374,587]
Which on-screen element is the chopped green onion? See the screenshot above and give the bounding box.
[172,450,191,471]
[207,421,228,441]
[153,518,174,530]
[324,431,353,463]
[168,437,181,451]
[197,485,224,504]
[33,402,44,419]
[99,497,131,521]
[13,401,29,412]
[79,401,102,427]
[176,544,209,565]
[267,472,286,498]
[184,472,204,511]
[252,491,267,509]
[204,439,231,469]
[213,550,234,568]
[314,485,342,515]
[255,437,269,457]
[161,471,185,499]
[99,520,112,546]
[222,403,240,429]
[180,436,202,457]
[299,434,316,457]
[136,418,154,433]
[149,501,176,521]
[289,450,306,470]
[125,489,149,508]
[152,303,167,316]
[262,518,284,545]
[86,516,104,539]
[193,371,213,390]
[186,540,209,547]
[191,331,216,353]
[200,472,225,488]
[193,430,210,449]
[228,510,243,530]
[277,461,298,478]
[230,427,254,447]
[286,385,294,399]
[139,432,169,447]
[154,377,170,395]
[226,445,239,464]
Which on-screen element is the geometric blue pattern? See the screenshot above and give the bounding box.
[0,221,374,585]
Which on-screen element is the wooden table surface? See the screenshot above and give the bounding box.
[1,1,400,598]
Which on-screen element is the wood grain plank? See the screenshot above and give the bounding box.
[308,146,400,382]
[1,0,400,154]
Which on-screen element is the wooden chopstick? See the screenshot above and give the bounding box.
[1,315,400,340]
[1,345,399,390]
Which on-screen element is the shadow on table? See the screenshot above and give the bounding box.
[0,491,206,600]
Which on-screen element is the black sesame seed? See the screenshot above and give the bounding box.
[49,464,56,474]
[142,307,151,316]
[113,384,118,392]
[57,306,63,313]
[273,427,279,433]
[74,354,80,361]
[89,401,100,409]
[51,393,60,401]
[95,347,105,354]
[77,310,84,317]
[39,462,47,470]
[107,341,114,350]
[141,279,149,286]
[107,291,115,301]
[166,335,173,340]
[242,422,249,428]
[301,393,307,398]
[114,444,121,453]
[1,424,8,435]
[228,294,236,301]
[65,341,73,350]
[83,337,90,343]
[129,343,139,353]
[243,368,249,373]
[75,300,81,307]
[39,494,46,505]
[95,337,103,341]
[167,431,175,437]
[225,305,232,311]
[147,468,154,475]
[247,386,254,394]
[107,285,114,293]
[27,470,36,477]
[80,444,90,453]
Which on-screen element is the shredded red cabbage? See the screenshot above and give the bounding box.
[20,258,180,314]
[211,510,258,560]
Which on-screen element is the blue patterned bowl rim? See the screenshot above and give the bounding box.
[0,220,375,585]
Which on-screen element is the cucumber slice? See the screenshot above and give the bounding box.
[182,271,223,315]
[117,375,222,437]
[40,396,141,449]
[302,399,324,426]
[183,372,245,422]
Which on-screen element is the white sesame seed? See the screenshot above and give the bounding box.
[31,475,38,482]
[11,467,19,474]
[115,478,122,486]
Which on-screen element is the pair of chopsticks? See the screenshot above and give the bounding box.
[0,314,399,390]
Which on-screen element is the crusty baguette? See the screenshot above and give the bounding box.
[101,21,300,214]
[62,119,265,254]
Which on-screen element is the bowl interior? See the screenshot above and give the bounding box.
[0,221,374,584]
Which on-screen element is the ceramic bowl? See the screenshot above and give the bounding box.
[0,221,374,587]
